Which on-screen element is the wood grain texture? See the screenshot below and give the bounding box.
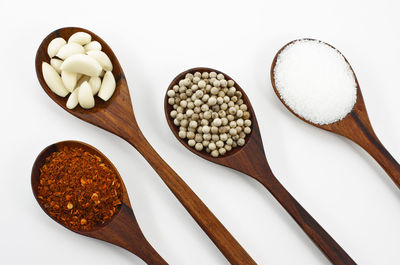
[35,27,255,265]
[31,141,167,265]
[270,39,400,189]
[164,67,356,265]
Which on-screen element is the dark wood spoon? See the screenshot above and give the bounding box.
[35,27,255,265]
[270,39,400,189]
[164,67,356,265]
[31,140,167,264]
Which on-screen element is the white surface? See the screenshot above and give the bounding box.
[1,0,399,264]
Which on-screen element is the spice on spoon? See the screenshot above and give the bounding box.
[273,39,357,125]
[167,71,252,157]
[42,31,116,109]
[37,146,122,231]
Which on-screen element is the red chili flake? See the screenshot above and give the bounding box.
[37,146,122,231]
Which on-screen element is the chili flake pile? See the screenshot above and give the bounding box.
[37,146,122,231]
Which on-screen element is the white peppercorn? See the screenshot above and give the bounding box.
[195,134,203,142]
[188,139,196,146]
[198,80,206,88]
[189,121,198,128]
[201,104,209,112]
[218,148,226,155]
[229,128,237,136]
[211,150,219,157]
[178,131,186,138]
[167,90,175,97]
[209,142,216,150]
[216,140,224,148]
[220,133,228,141]
[202,126,210,134]
[195,143,203,151]
[170,110,177,118]
[210,86,219,95]
[180,119,188,127]
[204,111,212,119]
[203,133,211,141]
[208,97,217,106]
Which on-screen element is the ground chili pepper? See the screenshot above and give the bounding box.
[37,146,123,231]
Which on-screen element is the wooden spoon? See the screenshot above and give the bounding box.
[35,27,255,265]
[31,140,167,265]
[164,67,356,265]
[270,39,400,189]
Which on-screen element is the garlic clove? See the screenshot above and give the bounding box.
[56,43,85,60]
[78,81,95,109]
[47,37,66,58]
[98,71,116,101]
[61,54,102,77]
[50,58,63,74]
[87,50,113,71]
[84,41,102,52]
[89,76,101,95]
[61,70,79,92]
[68,32,92,45]
[76,75,90,88]
[42,62,69,97]
[66,87,79,109]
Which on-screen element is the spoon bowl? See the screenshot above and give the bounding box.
[35,28,255,265]
[165,67,356,265]
[164,67,257,164]
[271,39,400,189]
[31,140,167,264]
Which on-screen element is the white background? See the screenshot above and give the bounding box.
[1,0,399,264]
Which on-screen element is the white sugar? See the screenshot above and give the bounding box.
[273,39,357,125]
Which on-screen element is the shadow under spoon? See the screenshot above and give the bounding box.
[35,27,255,265]
[32,140,167,264]
[270,39,400,189]
[164,67,356,265]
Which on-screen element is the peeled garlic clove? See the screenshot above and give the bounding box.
[66,88,79,109]
[68,32,92,45]
[76,75,90,88]
[47,37,66,58]
[89,76,101,95]
[98,71,116,101]
[42,62,69,97]
[50,58,63,74]
[56,43,85,60]
[78,81,95,109]
[61,54,102,77]
[87,50,113,71]
[84,41,102,52]
[61,70,79,92]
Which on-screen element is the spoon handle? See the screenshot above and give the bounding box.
[348,113,400,188]
[88,204,168,265]
[253,168,355,265]
[128,134,256,265]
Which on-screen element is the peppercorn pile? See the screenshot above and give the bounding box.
[37,146,122,231]
[167,71,252,157]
